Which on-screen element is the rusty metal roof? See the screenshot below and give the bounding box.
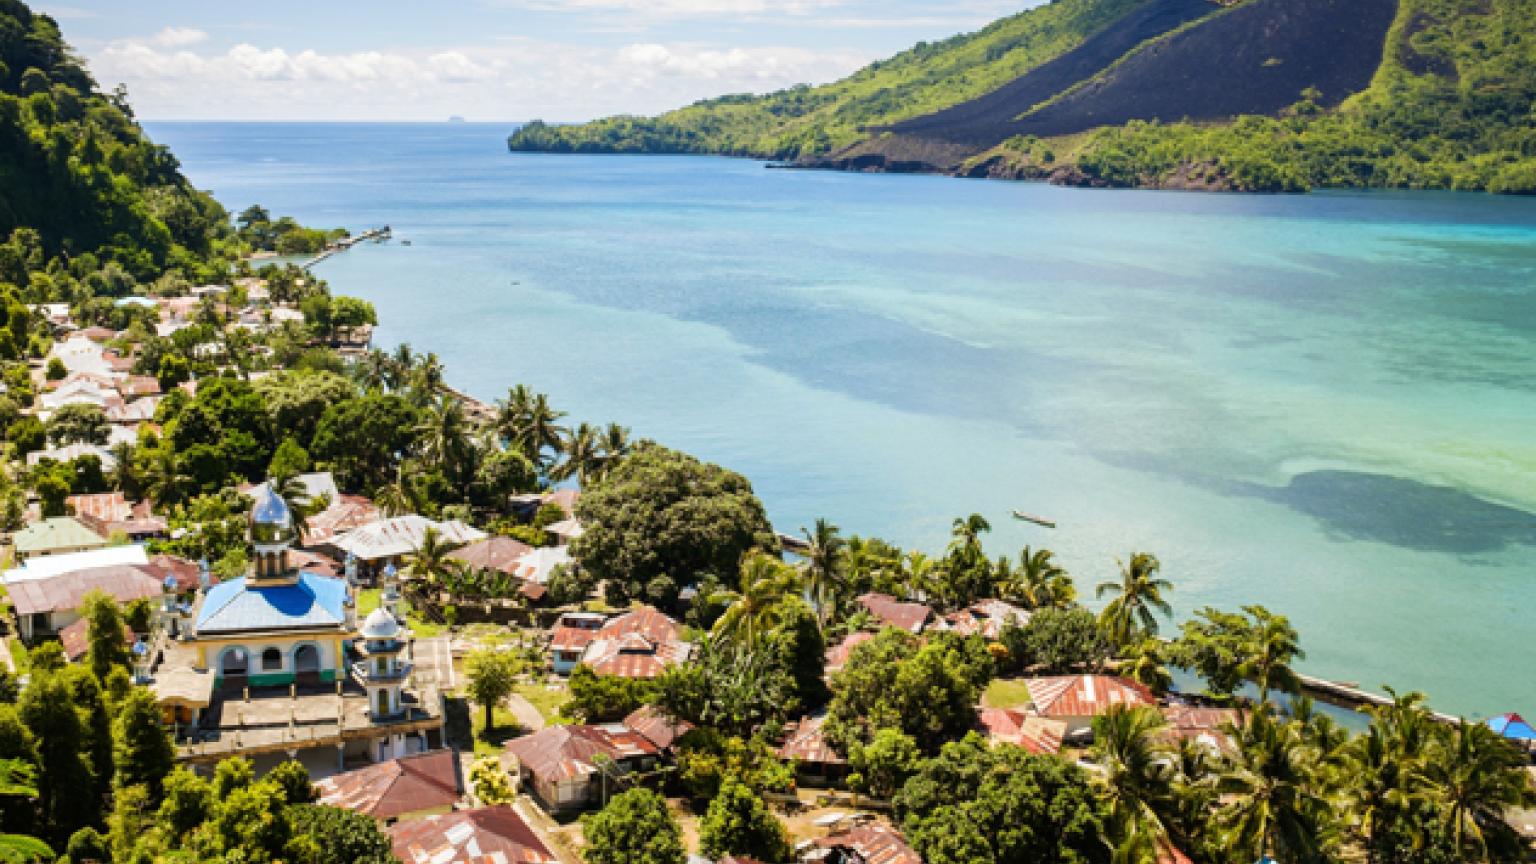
[815,823,921,864]
[824,631,874,672]
[1024,675,1154,719]
[59,617,133,662]
[856,593,934,634]
[315,749,462,820]
[66,492,132,523]
[504,724,659,785]
[944,599,1031,639]
[450,537,534,575]
[388,807,556,864]
[778,713,844,765]
[977,708,1066,755]
[623,705,692,751]
[8,564,163,616]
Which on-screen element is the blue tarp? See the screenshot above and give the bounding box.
[1488,713,1536,741]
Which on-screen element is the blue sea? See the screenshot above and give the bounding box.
[149,121,1536,718]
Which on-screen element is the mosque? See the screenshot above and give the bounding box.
[150,484,446,775]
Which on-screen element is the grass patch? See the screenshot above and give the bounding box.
[983,677,1036,709]
[516,681,572,726]
[471,703,527,756]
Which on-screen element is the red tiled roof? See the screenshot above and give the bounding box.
[450,537,534,576]
[778,713,844,765]
[623,705,692,751]
[815,824,921,864]
[388,807,556,864]
[8,565,164,616]
[314,749,462,820]
[977,708,1065,755]
[59,617,133,662]
[856,593,934,633]
[1024,675,1155,719]
[504,724,659,785]
[824,631,874,672]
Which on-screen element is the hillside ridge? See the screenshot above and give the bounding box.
[508,0,1536,194]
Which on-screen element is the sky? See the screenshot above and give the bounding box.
[37,0,1038,122]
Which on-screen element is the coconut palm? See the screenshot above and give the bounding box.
[375,465,417,517]
[1097,552,1173,647]
[946,512,991,566]
[598,422,632,472]
[144,448,196,510]
[267,471,320,542]
[900,549,941,605]
[387,342,416,390]
[1239,605,1306,702]
[710,552,799,648]
[1009,545,1076,610]
[355,348,392,391]
[407,525,467,592]
[1118,637,1173,694]
[799,518,846,625]
[1217,709,1335,864]
[414,395,473,491]
[108,440,140,497]
[410,351,446,398]
[554,422,603,485]
[1429,720,1535,861]
[1092,704,1177,864]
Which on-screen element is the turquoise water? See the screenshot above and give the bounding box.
[149,122,1536,718]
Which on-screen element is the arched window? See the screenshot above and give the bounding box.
[261,648,282,671]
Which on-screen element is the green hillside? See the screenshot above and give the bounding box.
[508,0,1159,159]
[509,0,1536,193]
[0,0,232,281]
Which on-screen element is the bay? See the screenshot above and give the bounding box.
[148,121,1536,718]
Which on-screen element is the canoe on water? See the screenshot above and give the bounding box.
[1011,510,1057,529]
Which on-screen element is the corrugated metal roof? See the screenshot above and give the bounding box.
[66,492,131,523]
[388,807,557,864]
[624,705,692,751]
[3,545,149,582]
[7,564,162,616]
[315,749,462,819]
[824,632,874,671]
[815,824,921,864]
[778,713,844,765]
[1025,675,1154,719]
[331,515,488,560]
[978,708,1066,755]
[194,571,349,634]
[944,599,1031,639]
[450,537,534,575]
[59,617,133,661]
[504,724,658,785]
[856,593,934,634]
[12,517,108,556]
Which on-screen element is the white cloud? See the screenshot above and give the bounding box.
[86,35,870,121]
[151,27,208,48]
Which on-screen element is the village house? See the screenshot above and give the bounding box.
[977,707,1068,755]
[548,611,606,675]
[25,442,119,471]
[855,593,935,634]
[5,561,163,640]
[801,822,922,864]
[944,598,1031,639]
[9,516,109,561]
[823,632,874,677]
[579,605,694,679]
[387,807,557,864]
[327,514,487,581]
[314,748,463,823]
[68,492,168,541]
[1020,674,1156,738]
[777,712,847,786]
[503,721,663,814]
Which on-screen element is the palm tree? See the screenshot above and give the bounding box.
[355,349,391,391]
[0,759,53,864]
[411,351,446,398]
[108,440,140,497]
[554,422,603,485]
[144,449,196,510]
[495,384,535,445]
[1430,720,1535,861]
[598,423,632,476]
[1117,637,1173,693]
[1217,709,1335,864]
[407,525,467,593]
[1097,552,1173,647]
[268,471,320,542]
[414,395,473,494]
[946,513,990,566]
[900,549,940,605]
[710,552,798,648]
[527,393,567,465]
[387,342,417,390]
[1009,546,1076,610]
[494,384,567,467]
[375,465,417,517]
[1240,605,1305,702]
[799,518,845,625]
[1091,704,1177,864]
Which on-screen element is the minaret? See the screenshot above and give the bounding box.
[356,607,409,721]
[248,484,299,587]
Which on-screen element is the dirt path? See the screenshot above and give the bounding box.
[506,693,545,732]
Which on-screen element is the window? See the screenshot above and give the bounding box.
[261,648,282,671]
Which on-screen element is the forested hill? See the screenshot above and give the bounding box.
[0,0,231,282]
[508,0,1536,193]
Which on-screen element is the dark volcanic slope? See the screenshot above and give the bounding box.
[888,0,1220,150]
[1007,0,1400,139]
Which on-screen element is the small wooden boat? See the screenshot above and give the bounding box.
[400,239,412,246]
[1012,510,1057,529]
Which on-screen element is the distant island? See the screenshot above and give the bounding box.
[508,0,1536,193]
[448,115,467,123]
